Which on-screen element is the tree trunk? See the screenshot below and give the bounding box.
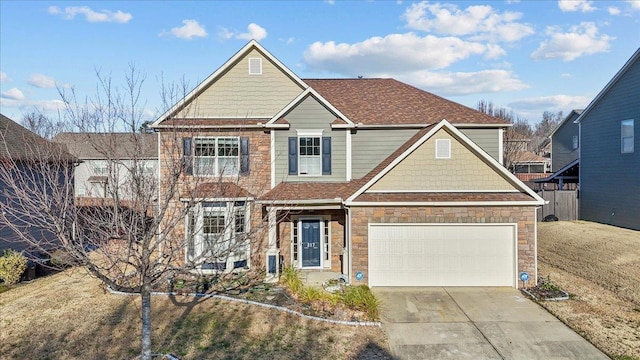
[141,285,152,360]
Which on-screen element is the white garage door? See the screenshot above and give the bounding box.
[368,224,516,287]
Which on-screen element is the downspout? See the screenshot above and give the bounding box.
[343,205,351,284]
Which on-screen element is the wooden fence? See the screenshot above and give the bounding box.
[537,190,579,221]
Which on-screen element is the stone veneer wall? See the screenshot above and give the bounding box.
[349,206,537,288]
[157,128,272,267]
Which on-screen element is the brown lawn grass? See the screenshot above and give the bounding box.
[537,221,640,359]
[0,268,389,359]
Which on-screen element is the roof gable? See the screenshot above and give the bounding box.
[368,127,519,192]
[266,88,354,128]
[576,47,640,124]
[153,40,307,127]
[347,119,545,204]
[550,109,582,138]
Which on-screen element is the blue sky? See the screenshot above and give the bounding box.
[1,0,639,125]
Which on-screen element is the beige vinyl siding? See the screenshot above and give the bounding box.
[351,129,418,179]
[369,128,517,192]
[176,48,304,118]
[273,96,346,184]
[460,128,500,160]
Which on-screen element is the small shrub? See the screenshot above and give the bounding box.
[0,250,28,285]
[280,266,303,294]
[340,285,381,321]
[49,249,76,268]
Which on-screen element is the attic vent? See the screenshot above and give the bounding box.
[435,139,451,159]
[248,58,262,75]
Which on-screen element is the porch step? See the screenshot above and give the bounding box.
[299,271,343,287]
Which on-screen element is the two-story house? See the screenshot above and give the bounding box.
[152,40,544,288]
[576,48,639,230]
[53,133,158,200]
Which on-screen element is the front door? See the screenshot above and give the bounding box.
[301,220,321,267]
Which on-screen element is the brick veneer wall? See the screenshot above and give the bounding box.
[349,206,537,288]
[157,128,272,266]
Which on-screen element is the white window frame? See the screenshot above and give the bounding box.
[93,160,109,175]
[185,201,250,269]
[296,130,323,176]
[193,137,240,177]
[621,119,634,154]
[248,57,262,75]
[435,139,451,159]
[291,216,330,270]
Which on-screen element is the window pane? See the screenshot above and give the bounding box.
[194,138,216,156]
[235,209,245,234]
[218,157,238,176]
[195,157,215,175]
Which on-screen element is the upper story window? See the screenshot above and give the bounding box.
[182,137,249,177]
[299,137,321,175]
[572,135,579,150]
[435,139,451,159]
[621,119,634,153]
[288,131,331,176]
[193,137,239,176]
[93,160,109,175]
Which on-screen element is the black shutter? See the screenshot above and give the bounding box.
[240,137,250,175]
[182,137,193,175]
[322,136,331,175]
[288,137,298,175]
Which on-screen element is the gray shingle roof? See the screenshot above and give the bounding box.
[0,114,73,162]
[53,132,158,160]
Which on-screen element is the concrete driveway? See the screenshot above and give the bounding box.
[373,287,609,360]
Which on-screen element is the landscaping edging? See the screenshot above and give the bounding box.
[106,286,381,327]
[521,288,570,301]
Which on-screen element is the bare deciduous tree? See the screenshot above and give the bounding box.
[0,68,272,359]
[476,100,532,173]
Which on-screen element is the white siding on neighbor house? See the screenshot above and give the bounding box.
[75,159,158,199]
[273,96,347,184]
[176,48,304,119]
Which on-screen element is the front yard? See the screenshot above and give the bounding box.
[537,220,640,360]
[0,268,388,359]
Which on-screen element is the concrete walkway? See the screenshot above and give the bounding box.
[373,287,609,360]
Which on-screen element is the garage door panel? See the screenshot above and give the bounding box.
[369,224,516,287]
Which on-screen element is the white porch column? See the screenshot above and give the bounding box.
[265,207,280,283]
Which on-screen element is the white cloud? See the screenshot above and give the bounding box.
[509,95,591,111]
[608,6,621,15]
[558,0,596,12]
[0,72,8,82]
[236,23,267,41]
[0,98,65,113]
[28,74,56,88]
[164,19,208,40]
[561,73,572,77]
[389,69,529,96]
[325,0,335,4]
[531,22,613,61]
[1,88,25,100]
[403,2,534,43]
[280,37,295,45]
[627,0,640,10]
[304,33,495,74]
[218,23,267,41]
[48,5,132,23]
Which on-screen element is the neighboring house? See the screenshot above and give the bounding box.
[0,114,74,256]
[533,110,583,190]
[53,133,158,200]
[576,48,639,230]
[152,40,545,288]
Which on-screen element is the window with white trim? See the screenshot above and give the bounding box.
[435,139,451,159]
[193,137,239,176]
[622,119,634,153]
[185,201,249,267]
[572,135,579,150]
[93,160,109,175]
[299,136,321,175]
